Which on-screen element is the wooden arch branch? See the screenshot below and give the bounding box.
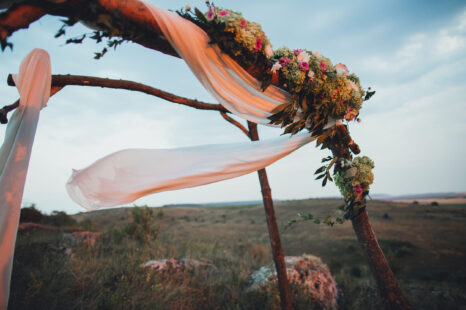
[1,73,227,123]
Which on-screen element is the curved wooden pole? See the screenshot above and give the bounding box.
[0,0,280,88]
[352,209,411,309]
[247,121,292,310]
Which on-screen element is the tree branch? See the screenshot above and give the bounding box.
[0,0,282,89]
[219,112,249,137]
[0,0,179,57]
[0,3,45,43]
[2,73,226,124]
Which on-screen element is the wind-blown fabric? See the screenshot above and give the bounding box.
[0,49,51,309]
[66,3,318,210]
[67,132,315,210]
[145,3,291,125]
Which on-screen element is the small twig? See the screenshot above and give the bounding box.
[0,86,63,123]
[2,73,227,124]
[220,112,249,138]
[0,99,18,124]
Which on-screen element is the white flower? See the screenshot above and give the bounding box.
[271,61,282,73]
[307,69,315,80]
[264,44,273,59]
[297,51,310,63]
[185,4,191,11]
[348,80,360,92]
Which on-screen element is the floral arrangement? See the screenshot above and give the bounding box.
[334,156,375,212]
[179,2,376,221]
[178,3,273,80]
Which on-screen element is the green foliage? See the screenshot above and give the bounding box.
[20,204,43,223]
[123,206,162,244]
[19,206,77,227]
[9,201,466,309]
[43,211,77,227]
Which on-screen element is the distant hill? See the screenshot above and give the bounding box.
[372,192,465,201]
[163,200,268,208]
[160,192,466,208]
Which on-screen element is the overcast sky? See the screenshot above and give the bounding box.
[0,0,465,214]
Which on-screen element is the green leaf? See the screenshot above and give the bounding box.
[194,8,207,22]
[315,174,325,180]
[364,90,376,101]
[321,156,333,163]
[299,213,314,220]
[313,219,321,224]
[322,177,328,187]
[314,166,326,175]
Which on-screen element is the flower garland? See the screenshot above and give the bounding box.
[178,2,376,221]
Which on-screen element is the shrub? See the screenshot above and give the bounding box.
[20,204,43,223]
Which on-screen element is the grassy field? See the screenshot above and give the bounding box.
[9,199,466,309]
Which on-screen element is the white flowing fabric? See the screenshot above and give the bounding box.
[67,132,315,210]
[66,3,321,210]
[0,49,51,309]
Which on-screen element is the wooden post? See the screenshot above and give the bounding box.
[352,209,411,309]
[248,121,292,310]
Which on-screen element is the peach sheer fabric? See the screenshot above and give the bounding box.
[144,3,292,125]
[0,49,51,309]
[65,3,317,210]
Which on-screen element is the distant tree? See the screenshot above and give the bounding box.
[19,204,43,223]
[43,210,77,227]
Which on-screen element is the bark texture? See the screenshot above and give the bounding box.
[352,209,411,309]
[248,121,292,310]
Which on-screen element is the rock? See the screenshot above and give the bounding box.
[143,258,216,274]
[249,254,338,309]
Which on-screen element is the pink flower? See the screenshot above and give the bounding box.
[353,185,363,195]
[307,70,315,80]
[218,10,229,16]
[335,63,349,75]
[320,61,327,72]
[240,19,247,28]
[205,7,215,20]
[293,48,302,56]
[279,57,290,66]
[255,37,263,51]
[299,61,309,71]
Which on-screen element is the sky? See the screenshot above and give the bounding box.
[0,0,465,214]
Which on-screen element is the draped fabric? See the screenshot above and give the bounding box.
[144,3,291,125]
[66,132,315,210]
[0,49,51,309]
[66,3,319,210]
